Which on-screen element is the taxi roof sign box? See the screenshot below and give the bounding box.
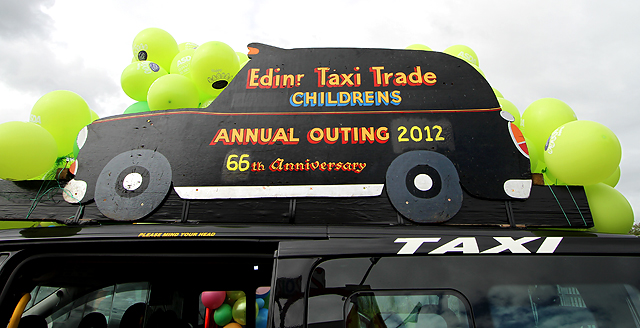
[0,44,592,228]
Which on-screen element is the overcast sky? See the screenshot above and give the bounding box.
[0,0,638,221]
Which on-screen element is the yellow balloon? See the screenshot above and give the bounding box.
[224,323,242,328]
[236,51,250,70]
[0,121,58,180]
[231,297,259,325]
[525,136,542,173]
[200,97,216,108]
[542,168,566,186]
[147,74,200,111]
[170,48,196,76]
[30,90,92,157]
[236,51,249,63]
[405,44,432,51]
[226,290,245,303]
[585,183,634,234]
[121,61,168,102]
[493,88,504,99]
[232,297,247,325]
[90,109,99,122]
[178,41,199,51]
[602,166,621,187]
[544,120,621,185]
[521,98,577,149]
[132,27,179,71]
[190,41,239,97]
[444,44,479,66]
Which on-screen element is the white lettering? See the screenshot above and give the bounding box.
[29,114,41,124]
[177,56,191,66]
[394,236,563,255]
[429,237,479,254]
[536,237,563,253]
[481,237,540,254]
[395,237,441,255]
[133,43,148,53]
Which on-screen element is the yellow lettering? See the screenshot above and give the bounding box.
[270,128,288,144]
[248,68,260,88]
[328,74,340,87]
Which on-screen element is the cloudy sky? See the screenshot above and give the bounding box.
[1,0,638,221]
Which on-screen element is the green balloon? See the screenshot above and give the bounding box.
[602,166,621,187]
[132,27,179,71]
[147,74,200,111]
[30,90,92,158]
[405,44,432,51]
[585,183,634,234]
[214,304,233,326]
[544,120,621,185]
[0,121,58,180]
[521,98,577,150]
[124,101,150,114]
[170,48,196,76]
[444,44,479,66]
[498,98,521,127]
[121,61,168,101]
[190,41,240,97]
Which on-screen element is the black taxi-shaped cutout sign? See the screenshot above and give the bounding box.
[65,43,532,223]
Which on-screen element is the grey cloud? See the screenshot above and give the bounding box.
[0,0,120,111]
[0,0,55,40]
[0,38,120,112]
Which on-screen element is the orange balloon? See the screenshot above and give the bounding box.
[224,323,242,328]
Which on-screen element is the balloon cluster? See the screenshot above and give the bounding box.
[122,27,250,114]
[408,43,634,234]
[201,288,269,328]
[0,90,98,181]
[524,100,631,234]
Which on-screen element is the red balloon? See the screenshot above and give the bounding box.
[202,291,226,309]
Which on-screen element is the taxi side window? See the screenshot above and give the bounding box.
[306,258,473,328]
[24,282,150,328]
[488,284,640,328]
[346,291,472,328]
[308,255,640,328]
[26,286,59,309]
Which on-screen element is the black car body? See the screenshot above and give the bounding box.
[0,225,638,328]
[66,44,531,223]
